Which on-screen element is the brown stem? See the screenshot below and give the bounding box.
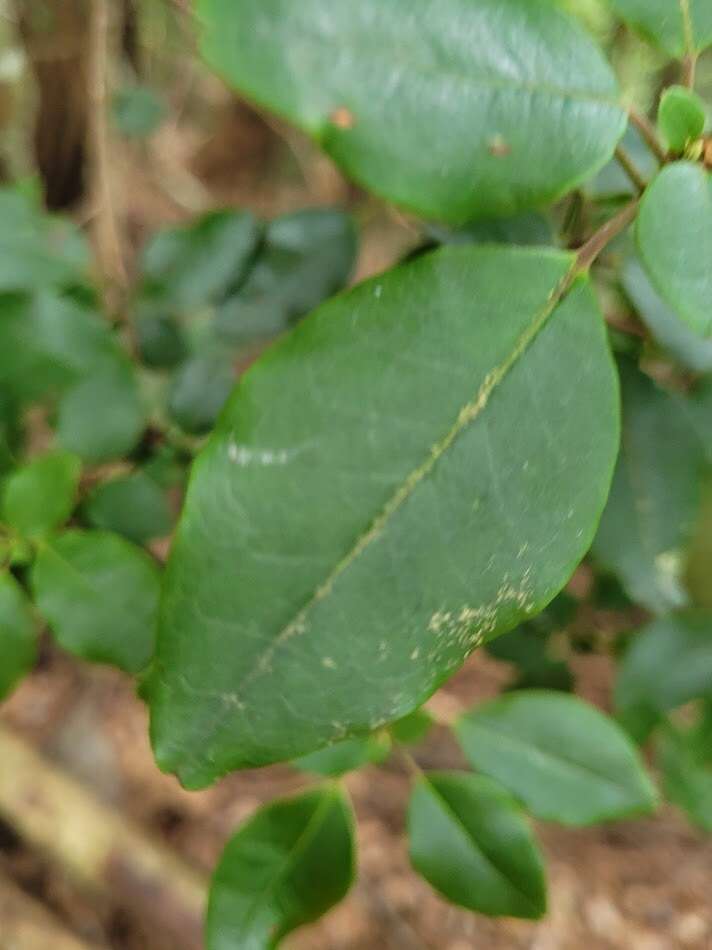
[0,725,206,950]
[88,0,127,312]
[628,108,667,164]
[574,199,639,276]
[0,872,98,950]
[614,146,647,193]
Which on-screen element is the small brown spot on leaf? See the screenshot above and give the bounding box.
[487,134,511,158]
[330,106,355,130]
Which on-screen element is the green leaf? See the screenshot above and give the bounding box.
[1,451,81,539]
[658,86,707,153]
[0,390,21,475]
[136,312,189,369]
[658,721,712,832]
[622,256,712,373]
[56,360,146,463]
[206,786,354,950]
[140,211,261,312]
[0,188,90,293]
[32,530,160,673]
[112,84,166,139]
[167,352,236,435]
[592,360,704,613]
[607,0,712,56]
[216,209,357,345]
[408,771,546,919]
[294,733,390,777]
[148,244,620,788]
[425,213,555,250]
[83,473,173,544]
[390,707,435,746]
[615,610,712,742]
[197,0,626,223]
[455,691,658,826]
[637,162,712,337]
[0,572,37,699]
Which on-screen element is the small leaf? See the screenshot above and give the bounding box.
[32,530,160,673]
[615,610,712,742]
[658,86,707,153]
[83,472,173,544]
[0,188,90,293]
[593,359,704,613]
[148,245,620,788]
[390,708,435,746]
[637,162,712,337]
[112,84,166,139]
[294,733,390,777]
[197,0,625,222]
[167,352,236,435]
[140,211,261,312]
[607,0,712,57]
[408,771,546,919]
[136,312,189,369]
[216,209,357,345]
[206,786,354,950]
[456,691,658,826]
[56,361,145,463]
[657,720,712,832]
[426,212,555,249]
[1,451,81,539]
[0,572,37,699]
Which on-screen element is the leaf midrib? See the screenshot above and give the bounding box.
[229,256,580,701]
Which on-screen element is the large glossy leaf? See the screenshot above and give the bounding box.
[197,0,626,223]
[593,360,704,613]
[32,530,160,673]
[455,691,657,826]
[637,163,712,337]
[0,572,37,699]
[615,610,712,742]
[1,451,81,539]
[206,786,354,950]
[607,0,712,56]
[408,771,546,919]
[149,245,619,788]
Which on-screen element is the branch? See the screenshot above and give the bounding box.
[0,725,206,950]
[574,200,639,275]
[628,108,667,164]
[614,146,647,193]
[0,872,98,950]
[87,0,127,312]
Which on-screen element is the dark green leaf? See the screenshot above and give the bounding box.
[56,361,146,463]
[83,472,173,544]
[426,213,556,250]
[408,771,546,919]
[456,691,657,825]
[136,313,189,369]
[637,162,712,337]
[206,786,354,950]
[216,209,357,345]
[607,0,712,56]
[593,360,704,613]
[615,610,712,742]
[0,189,90,293]
[198,0,625,223]
[148,245,619,788]
[658,721,712,832]
[1,451,81,539]
[141,211,261,312]
[658,86,707,153]
[168,352,235,435]
[0,390,21,475]
[0,572,37,699]
[32,530,160,673]
[294,732,390,777]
